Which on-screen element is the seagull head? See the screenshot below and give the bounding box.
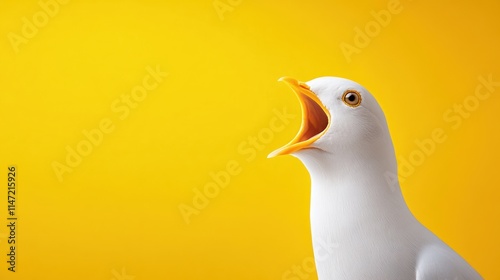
[269,76,394,165]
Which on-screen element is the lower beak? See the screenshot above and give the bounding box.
[268,77,331,158]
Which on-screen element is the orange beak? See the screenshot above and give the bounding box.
[268,77,331,158]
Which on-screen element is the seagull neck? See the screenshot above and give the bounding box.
[297,149,408,210]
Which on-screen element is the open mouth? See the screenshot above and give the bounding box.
[268,77,331,158]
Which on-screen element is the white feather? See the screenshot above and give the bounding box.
[290,77,482,280]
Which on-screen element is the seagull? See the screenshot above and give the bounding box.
[269,77,482,280]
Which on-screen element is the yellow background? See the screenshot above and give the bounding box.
[1,0,499,279]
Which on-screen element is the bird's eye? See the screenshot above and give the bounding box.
[342,90,362,107]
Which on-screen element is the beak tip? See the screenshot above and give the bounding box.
[278,77,302,88]
[267,150,280,158]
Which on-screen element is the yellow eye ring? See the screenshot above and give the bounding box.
[342,90,362,107]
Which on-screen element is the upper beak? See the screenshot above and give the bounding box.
[268,77,331,158]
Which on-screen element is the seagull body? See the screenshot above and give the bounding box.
[270,77,482,280]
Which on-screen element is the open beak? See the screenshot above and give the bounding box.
[268,77,331,158]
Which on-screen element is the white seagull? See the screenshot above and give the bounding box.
[269,77,482,280]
